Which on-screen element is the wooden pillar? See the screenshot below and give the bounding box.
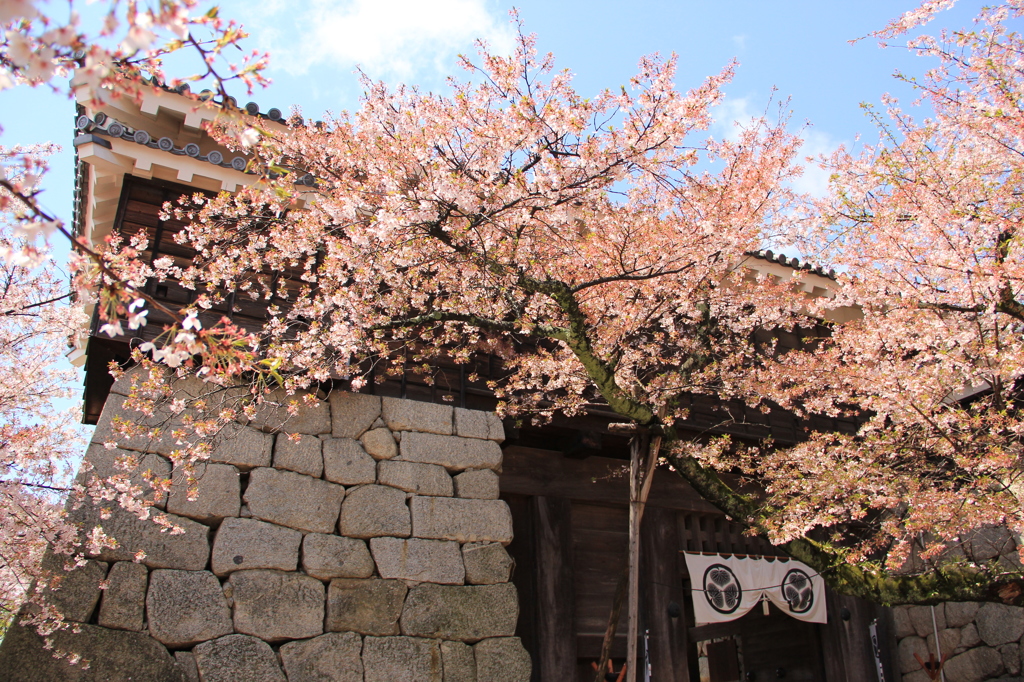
[533,496,577,680]
[642,506,690,682]
[819,588,894,682]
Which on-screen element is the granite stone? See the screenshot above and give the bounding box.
[370,537,465,584]
[244,467,344,534]
[339,485,411,538]
[97,561,148,631]
[280,632,364,682]
[325,578,408,636]
[330,391,381,438]
[382,397,453,435]
[377,460,453,496]
[273,433,323,477]
[166,462,240,523]
[228,569,325,642]
[211,517,302,576]
[410,496,513,544]
[146,569,232,648]
[302,533,375,580]
[193,634,287,682]
[400,583,519,642]
[323,438,377,485]
[399,432,502,472]
[362,636,443,682]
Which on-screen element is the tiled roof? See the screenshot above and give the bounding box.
[746,249,837,280]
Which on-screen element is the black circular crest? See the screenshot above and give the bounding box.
[782,568,814,614]
[703,564,742,614]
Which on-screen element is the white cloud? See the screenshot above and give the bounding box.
[253,0,516,81]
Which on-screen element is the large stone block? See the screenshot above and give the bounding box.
[175,650,200,682]
[76,445,171,509]
[960,622,982,648]
[400,583,519,642]
[453,408,504,442]
[0,620,181,681]
[147,569,232,648]
[897,636,929,674]
[325,578,408,636]
[946,601,980,628]
[330,391,382,438]
[302,533,375,580]
[211,517,301,576]
[68,502,210,570]
[90,393,185,456]
[1002,643,1021,675]
[244,467,344,534]
[943,646,1004,682]
[377,460,453,497]
[370,537,465,584]
[274,433,323,477]
[977,602,1024,646]
[339,485,411,538]
[361,427,398,460]
[193,634,287,682]
[36,555,108,623]
[362,636,443,682]
[244,388,331,435]
[909,604,945,638]
[926,628,960,661]
[167,462,240,523]
[474,637,532,682]
[399,432,501,472]
[441,640,476,682]
[382,397,453,435]
[97,561,148,631]
[410,496,513,544]
[280,632,364,682]
[891,605,914,639]
[228,569,325,642]
[462,542,513,585]
[323,438,377,485]
[209,422,273,470]
[453,469,499,500]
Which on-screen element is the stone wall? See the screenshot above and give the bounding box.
[893,602,1024,682]
[0,381,532,681]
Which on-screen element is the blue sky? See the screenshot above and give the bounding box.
[0,0,1000,419]
[1,0,997,235]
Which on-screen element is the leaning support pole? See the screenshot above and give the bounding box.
[593,568,629,682]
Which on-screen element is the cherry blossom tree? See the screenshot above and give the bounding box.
[755,0,1024,604]
[123,10,1021,607]
[0,144,88,633]
[0,0,268,641]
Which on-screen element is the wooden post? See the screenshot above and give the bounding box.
[598,423,664,682]
[627,432,644,681]
[627,428,663,682]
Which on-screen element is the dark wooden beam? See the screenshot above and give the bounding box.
[500,446,721,514]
